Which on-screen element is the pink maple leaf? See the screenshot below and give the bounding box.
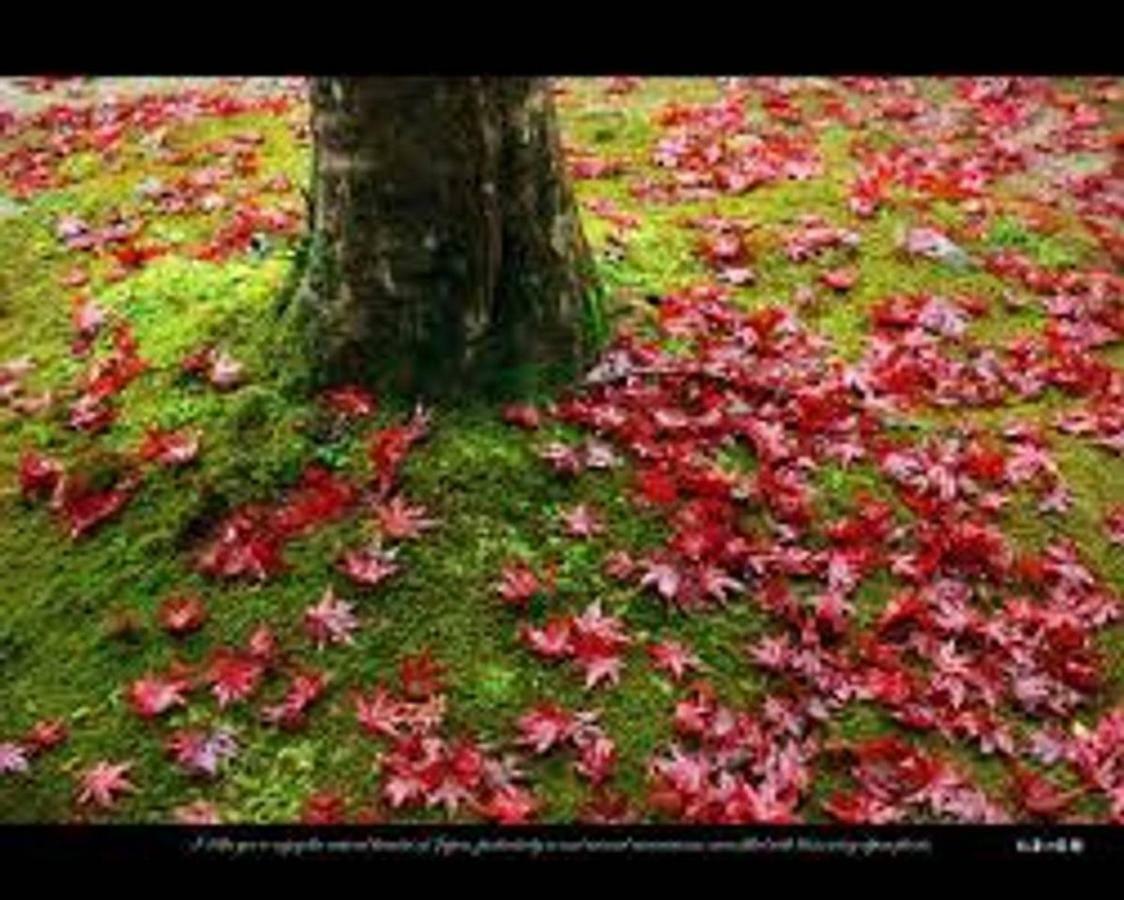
[603,550,636,581]
[478,784,538,824]
[560,503,605,538]
[647,640,705,682]
[165,728,238,778]
[1105,507,1124,546]
[538,442,584,476]
[823,791,904,824]
[574,731,617,784]
[520,618,574,660]
[573,600,631,648]
[0,742,29,775]
[356,685,408,741]
[338,544,400,588]
[71,297,105,340]
[584,440,621,469]
[516,704,578,754]
[208,350,245,390]
[640,558,683,603]
[126,673,190,719]
[699,565,745,604]
[497,561,542,607]
[304,586,359,649]
[173,800,222,824]
[246,624,279,664]
[76,761,136,809]
[576,653,624,691]
[373,495,438,541]
[822,267,858,291]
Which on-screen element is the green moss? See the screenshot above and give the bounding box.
[985,215,1087,270]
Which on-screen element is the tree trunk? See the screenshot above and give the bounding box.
[285,77,599,398]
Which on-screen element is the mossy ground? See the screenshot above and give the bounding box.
[0,77,1121,823]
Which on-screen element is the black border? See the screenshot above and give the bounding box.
[1,824,1119,864]
[0,14,1119,75]
[1,27,1120,872]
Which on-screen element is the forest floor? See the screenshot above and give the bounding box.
[0,76,1122,825]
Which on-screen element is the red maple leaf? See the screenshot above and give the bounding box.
[502,403,542,430]
[636,467,679,506]
[321,385,376,419]
[399,650,446,701]
[206,650,265,708]
[68,396,117,434]
[672,682,716,736]
[181,345,215,378]
[56,474,138,537]
[138,428,200,467]
[23,718,68,756]
[852,737,942,802]
[197,507,285,581]
[367,406,431,496]
[18,452,64,501]
[477,784,538,824]
[262,670,328,730]
[157,594,208,637]
[822,791,902,824]
[699,565,745,605]
[578,788,636,824]
[301,790,348,824]
[1008,763,1083,820]
[270,465,357,539]
[639,556,686,605]
[179,346,245,389]
[360,686,445,741]
[496,561,542,608]
[71,296,104,341]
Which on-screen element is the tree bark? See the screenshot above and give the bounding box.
[285,77,599,398]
